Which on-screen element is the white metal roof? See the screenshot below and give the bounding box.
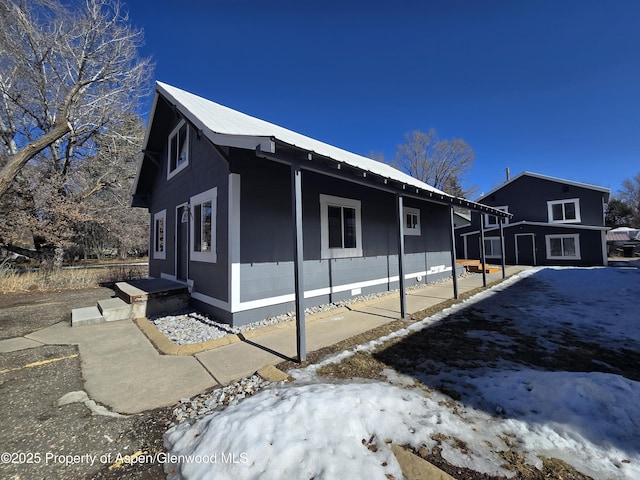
[155,82,448,196]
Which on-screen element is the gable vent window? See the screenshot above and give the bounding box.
[320,194,363,259]
[547,198,581,223]
[167,120,189,179]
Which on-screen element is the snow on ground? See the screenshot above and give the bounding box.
[164,266,640,479]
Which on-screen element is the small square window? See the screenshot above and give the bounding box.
[403,207,421,236]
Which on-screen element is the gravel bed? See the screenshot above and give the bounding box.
[151,273,468,346]
[167,374,273,427]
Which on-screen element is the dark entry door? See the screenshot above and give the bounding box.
[176,205,189,281]
[516,234,535,265]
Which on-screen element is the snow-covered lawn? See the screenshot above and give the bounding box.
[164,266,640,479]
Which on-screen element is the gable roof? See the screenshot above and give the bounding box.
[478,171,610,203]
[135,82,509,217]
[151,82,448,194]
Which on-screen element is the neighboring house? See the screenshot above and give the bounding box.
[455,172,610,266]
[132,82,508,326]
[607,227,640,257]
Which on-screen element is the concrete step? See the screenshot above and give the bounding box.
[72,306,105,327]
[98,297,134,322]
[115,279,190,317]
[468,264,501,274]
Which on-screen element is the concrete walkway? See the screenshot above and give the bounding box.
[2,266,529,414]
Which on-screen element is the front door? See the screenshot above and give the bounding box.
[176,205,189,281]
[515,234,536,265]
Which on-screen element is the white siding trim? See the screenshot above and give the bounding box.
[228,174,242,311]
[214,263,452,313]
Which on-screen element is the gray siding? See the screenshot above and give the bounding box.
[463,225,605,266]
[227,157,455,324]
[147,114,230,302]
[479,175,607,226]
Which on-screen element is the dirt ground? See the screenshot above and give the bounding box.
[0,287,170,480]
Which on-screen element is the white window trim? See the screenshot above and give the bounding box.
[483,236,502,258]
[403,206,421,236]
[167,120,190,180]
[547,198,581,224]
[545,234,581,260]
[153,210,167,260]
[320,194,363,259]
[190,187,217,263]
[484,206,509,227]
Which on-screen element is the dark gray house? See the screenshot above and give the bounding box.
[132,82,508,327]
[456,172,610,266]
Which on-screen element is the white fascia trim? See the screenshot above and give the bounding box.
[206,131,276,153]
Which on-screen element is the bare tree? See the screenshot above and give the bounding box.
[0,0,152,265]
[0,0,153,199]
[618,172,640,227]
[393,129,476,197]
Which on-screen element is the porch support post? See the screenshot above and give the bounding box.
[449,206,459,299]
[479,211,487,287]
[396,195,407,319]
[291,164,306,362]
[499,217,506,279]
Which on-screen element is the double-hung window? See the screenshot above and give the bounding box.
[167,120,189,179]
[153,210,166,260]
[546,234,581,260]
[403,207,421,236]
[547,198,580,223]
[190,188,217,263]
[320,194,362,259]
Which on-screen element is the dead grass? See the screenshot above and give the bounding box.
[0,264,147,292]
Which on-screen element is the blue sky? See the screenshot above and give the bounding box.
[125,0,639,199]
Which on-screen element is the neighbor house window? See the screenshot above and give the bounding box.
[483,237,502,258]
[546,234,581,260]
[403,207,421,236]
[153,210,166,260]
[167,120,189,179]
[320,194,362,259]
[190,188,217,263]
[484,206,509,227]
[547,199,580,223]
